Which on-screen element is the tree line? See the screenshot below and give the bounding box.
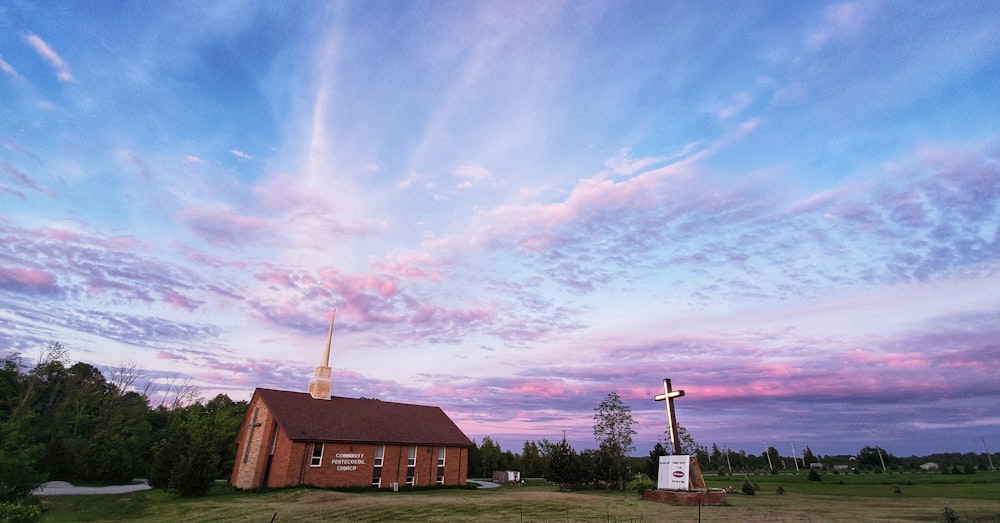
[3,345,995,509]
[466,392,999,489]
[1,342,247,510]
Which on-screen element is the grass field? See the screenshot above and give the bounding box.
[39,471,1000,522]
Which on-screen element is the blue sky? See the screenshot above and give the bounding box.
[2,1,999,458]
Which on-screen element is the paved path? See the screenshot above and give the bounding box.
[37,479,495,495]
[467,479,501,488]
[34,480,152,496]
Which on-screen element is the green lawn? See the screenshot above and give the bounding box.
[37,471,1000,522]
[705,469,1000,499]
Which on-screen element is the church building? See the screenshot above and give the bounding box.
[231,315,473,489]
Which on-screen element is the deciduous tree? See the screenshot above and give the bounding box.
[478,436,501,475]
[592,392,636,490]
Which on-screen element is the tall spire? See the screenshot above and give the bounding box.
[321,310,335,367]
[308,310,335,400]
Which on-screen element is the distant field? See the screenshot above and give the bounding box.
[40,471,1000,522]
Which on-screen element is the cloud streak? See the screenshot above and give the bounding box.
[22,32,75,82]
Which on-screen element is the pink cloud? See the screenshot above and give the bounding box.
[845,349,931,368]
[371,254,443,281]
[1,161,54,196]
[0,184,26,199]
[0,266,58,293]
[162,288,202,311]
[482,159,698,253]
[174,208,270,244]
[156,351,186,361]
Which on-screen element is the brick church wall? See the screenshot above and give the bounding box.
[231,389,472,490]
[231,397,271,489]
[298,443,468,488]
[265,426,307,488]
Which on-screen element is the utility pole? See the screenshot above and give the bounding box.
[790,442,800,471]
[875,442,886,472]
[764,442,774,472]
[983,437,995,470]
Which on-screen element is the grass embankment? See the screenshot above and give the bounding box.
[40,471,1000,522]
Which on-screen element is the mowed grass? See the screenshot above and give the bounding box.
[705,470,1000,499]
[39,472,1000,522]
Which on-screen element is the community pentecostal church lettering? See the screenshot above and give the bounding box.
[332,453,366,471]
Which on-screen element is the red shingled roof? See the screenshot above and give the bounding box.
[254,388,473,446]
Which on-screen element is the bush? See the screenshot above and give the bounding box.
[0,450,45,504]
[150,418,219,497]
[0,502,42,523]
[943,505,960,523]
[808,468,822,482]
[741,480,755,495]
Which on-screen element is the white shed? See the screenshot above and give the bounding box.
[492,470,521,483]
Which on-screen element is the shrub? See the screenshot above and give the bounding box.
[808,468,822,482]
[943,505,960,523]
[0,450,45,504]
[0,502,42,523]
[741,480,755,495]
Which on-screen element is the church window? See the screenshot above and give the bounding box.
[406,446,417,486]
[374,445,384,467]
[437,447,446,484]
[268,424,279,455]
[310,443,324,467]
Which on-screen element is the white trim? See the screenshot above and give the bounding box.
[310,442,324,467]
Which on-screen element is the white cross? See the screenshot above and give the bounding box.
[653,378,685,454]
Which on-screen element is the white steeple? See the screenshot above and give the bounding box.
[308,310,335,400]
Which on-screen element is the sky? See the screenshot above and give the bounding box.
[1,1,999,459]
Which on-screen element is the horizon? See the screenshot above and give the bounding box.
[2,2,998,460]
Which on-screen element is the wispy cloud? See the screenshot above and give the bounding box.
[805,1,876,49]
[22,32,75,82]
[174,208,270,246]
[0,55,18,77]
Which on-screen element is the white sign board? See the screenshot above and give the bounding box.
[657,455,690,490]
